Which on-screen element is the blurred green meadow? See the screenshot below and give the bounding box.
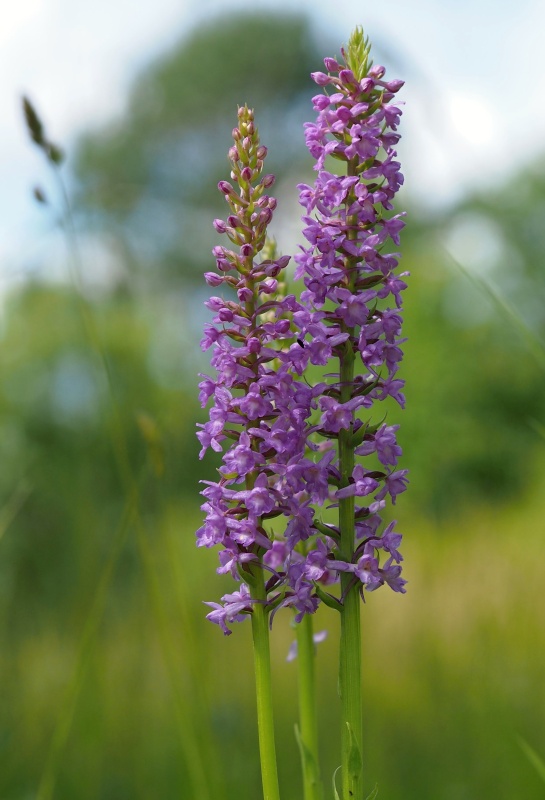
[2,11,545,800]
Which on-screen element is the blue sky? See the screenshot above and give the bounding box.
[1,0,544,283]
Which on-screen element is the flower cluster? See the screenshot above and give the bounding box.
[197,106,323,633]
[198,33,408,634]
[288,32,409,591]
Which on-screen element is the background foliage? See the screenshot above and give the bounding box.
[2,12,545,800]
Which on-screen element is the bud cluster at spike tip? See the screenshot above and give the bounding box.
[197,31,409,635]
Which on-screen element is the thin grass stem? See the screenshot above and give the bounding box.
[296,611,323,800]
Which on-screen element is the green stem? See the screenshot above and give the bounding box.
[250,573,281,800]
[338,348,363,800]
[338,572,362,800]
[338,155,363,799]
[296,612,323,800]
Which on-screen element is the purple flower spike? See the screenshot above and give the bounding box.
[198,106,323,629]
[198,36,408,632]
[289,30,408,602]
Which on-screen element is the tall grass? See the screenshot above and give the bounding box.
[2,477,545,799]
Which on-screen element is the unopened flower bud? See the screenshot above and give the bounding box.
[275,319,291,334]
[213,219,227,234]
[240,243,254,258]
[204,272,224,286]
[205,296,224,312]
[385,79,404,92]
[262,174,275,188]
[218,180,234,196]
[369,64,386,79]
[259,208,273,226]
[360,77,375,93]
[238,105,254,121]
[324,57,340,72]
[218,308,234,322]
[311,71,332,86]
[339,68,357,86]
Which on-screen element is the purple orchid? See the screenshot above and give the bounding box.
[288,33,408,605]
[198,38,408,635]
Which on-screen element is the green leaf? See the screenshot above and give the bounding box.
[346,722,362,783]
[518,735,545,783]
[313,519,340,542]
[294,724,319,782]
[332,765,342,800]
[314,584,343,613]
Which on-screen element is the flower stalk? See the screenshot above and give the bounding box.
[338,319,363,798]
[295,575,323,800]
[250,569,281,800]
